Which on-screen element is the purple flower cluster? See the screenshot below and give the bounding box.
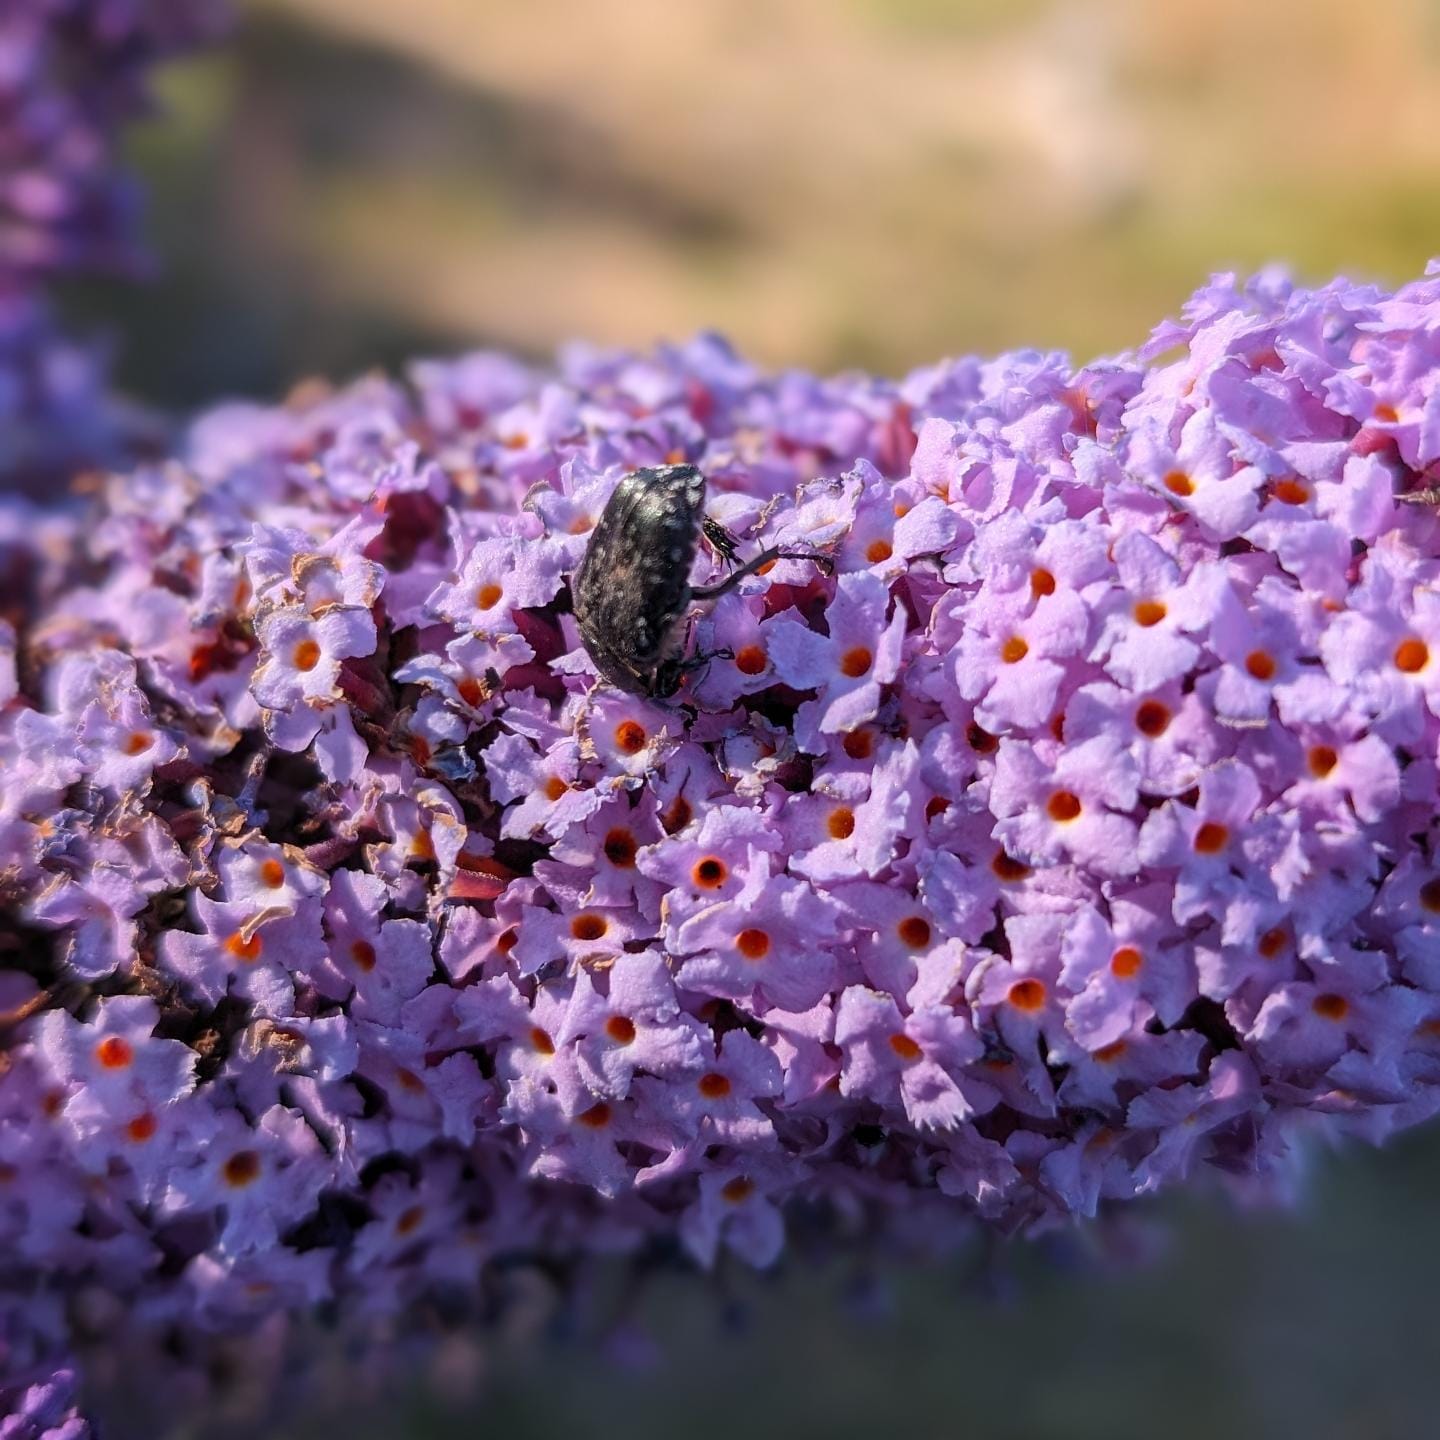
[6,266,1440,1420]
[0,0,230,486]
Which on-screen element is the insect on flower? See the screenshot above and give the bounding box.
[573,464,832,698]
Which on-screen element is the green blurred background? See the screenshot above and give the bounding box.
[86,1,1440,1435]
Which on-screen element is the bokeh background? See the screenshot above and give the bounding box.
[59,1,1440,1435]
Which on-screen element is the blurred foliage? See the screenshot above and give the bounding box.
[70,0,1440,413]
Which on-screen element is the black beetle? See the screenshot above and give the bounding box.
[573,464,831,699]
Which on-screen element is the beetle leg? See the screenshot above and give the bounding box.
[700,514,743,568]
[690,546,833,601]
[1400,487,1440,506]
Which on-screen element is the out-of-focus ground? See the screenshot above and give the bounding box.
[56,2,1440,1435]
[85,0,1440,410]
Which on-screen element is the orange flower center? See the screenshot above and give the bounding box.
[1001,636,1029,663]
[1134,699,1171,737]
[544,775,569,801]
[1007,979,1046,1011]
[1307,745,1338,778]
[991,852,1031,883]
[395,1206,425,1236]
[698,1072,732,1099]
[605,1015,636,1045]
[350,940,377,973]
[1163,470,1194,497]
[1133,600,1167,627]
[1420,878,1440,913]
[95,1036,134,1070]
[897,916,932,949]
[1047,790,1082,822]
[866,539,894,564]
[126,1113,158,1144]
[888,1033,923,1062]
[1271,478,1309,505]
[827,807,856,840]
[1312,993,1349,1021]
[222,1150,262,1188]
[1110,947,1143,979]
[1093,1040,1127,1063]
[570,914,608,942]
[721,1176,754,1204]
[530,1027,555,1055]
[1193,822,1229,855]
[843,729,875,761]
[967,722,999,754]
[1394,638,1429,674]
[840,646,873,678]
[260,859,286,888]
[602,828,638,868]
[577,1103,612,1129]
[1030,568,1056,598]
[123,730,154,756]
[1258,928,1288,959]
[1245,650,1276,681]
[693,857,728,889]
[614,720,647,754]
[225,931,264,963]
[734,644,767,676]
[736,928,771,961]
[292,638,321,672]
[476,583,504,610]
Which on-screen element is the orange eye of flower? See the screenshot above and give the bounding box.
[1193,822,1229,855]
[126,1113,158,1144]
[1312,993,1350,1021]
[736,929,771,961]
[570,914,608,942]
[842,729,875,760]
[967,722,998,754]
[530,1027,555,1055]
[924,796,949,822]
[1395,638,1429,674]
[222,1150,262,1188]
[897,916,932,949]
[395,1206,425,1236]
[663,794,694,833]
[888,1033,923,1062]
[734,644,767,675]
[123,730,154,756]
[1163,471,1194,497]
[1007,979,1046,1011]
[991,852,1031,882]
[1258,928,1288,959]
[497,927,519,955]
[866,539,894,564]
[1030,568,1056,597]
[544,775,569,801]
[1001,636,1029,663]
[1374,402,1400,423]
[475,583,504,610]
[603,828,638,868]
[1245,650,1276,681]
[605,1015,636,1045]
[292,638,321,671]
[614,720,647,754]
[1307,745,1338,778]
[1271,478,1309,505]
[224,931,264,963]
[1093,1040,1127,1062]
[1110,947,1143,978]
[456,676,486,707]
[840,647,873,678]
[1133,600,1166,627]
[721,1176,755,1203]
[577,1102,612,1129]
[95,1036,133,1069]
[350,940,377,972]
[827,807,856,840]
[1420,878,1440,913]
[1047,790,1082,822]
[1134,699,1171,737]
[698,1072,732,1099]
[259,859,286,888]
[693,856,728,888]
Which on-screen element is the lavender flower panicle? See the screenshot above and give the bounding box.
[0,0,231,485]
[6,268,1440,1425]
